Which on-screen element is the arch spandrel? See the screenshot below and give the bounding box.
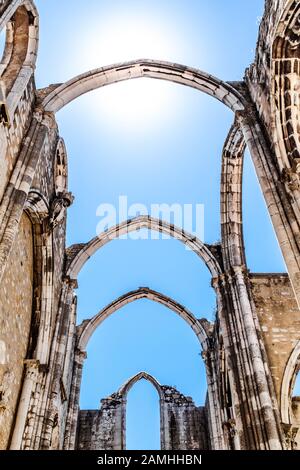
[41,59,246,114]
[77,287,210,352]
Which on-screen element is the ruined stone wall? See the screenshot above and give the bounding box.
[250,273,300,402]
[76,379,209,451]
[0,76,35,201]
[0,212,33,449]
[246,0,288,135]
[162,386,209,450]
[77,395,123,450]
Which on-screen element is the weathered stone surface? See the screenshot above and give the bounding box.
[250,274,300,402]
[0,213,33,449]
[77,375,209,450]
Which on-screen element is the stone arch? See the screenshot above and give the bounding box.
[220,123,245,269]
[24,189,49,224]
[0,0,38,119]
[119,371,163,400]
[66,215,223,280]
[54,138,68,194]
[66,289,221,450]
[119,372,163,450]
[77,287,210,352]
[41,59,246,114]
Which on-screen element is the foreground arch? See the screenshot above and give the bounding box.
[66,215,222,279]
[77,287,210,351]
[42,59,246,113]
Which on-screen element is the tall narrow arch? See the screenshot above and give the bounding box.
[120,372,163,450]
[119,371,163,400]
[54,138,68,194]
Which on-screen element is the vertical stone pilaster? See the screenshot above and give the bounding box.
[10,359,40,449]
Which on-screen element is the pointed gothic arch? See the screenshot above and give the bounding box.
[77,287,210,352]
[66,215,222,280]
[119,371,163,400]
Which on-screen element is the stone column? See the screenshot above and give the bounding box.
[201,348,225,449]
[40,277,77,449]
[0,111,57,284]
[213,267,283,449]
[10,360,40,449]
[63,349,87,450]
[238,109,300,308]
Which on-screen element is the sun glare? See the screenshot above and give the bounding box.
[77,12,186,130]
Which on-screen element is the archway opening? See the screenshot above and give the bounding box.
[80,298,207,410]
[243,150,286,272]
[126,379,160,450]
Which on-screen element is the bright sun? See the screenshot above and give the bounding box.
[77,12,186,129]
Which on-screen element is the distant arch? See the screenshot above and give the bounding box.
[66,215,222,280]
[119,371,163,401]
[77,287,210,351]
[41,59,246,114]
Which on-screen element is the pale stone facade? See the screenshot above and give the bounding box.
[0,0,300,450]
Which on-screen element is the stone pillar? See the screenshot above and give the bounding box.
[201,347,225,449]
[63,349,87,450]
[238,109,300,309]
[213,267,283,450]
[40,277,77,449]
[10,360,40,449]
[0,112,56,283]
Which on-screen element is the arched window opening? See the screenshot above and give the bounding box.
[243,150,286,272]
[126,379,160,450]
[0,6,31,95]
[55,139,68,194]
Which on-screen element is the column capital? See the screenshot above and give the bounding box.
[75,349,87,364]
[62,276,78,289]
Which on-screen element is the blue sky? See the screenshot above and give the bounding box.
[32,0,287,450]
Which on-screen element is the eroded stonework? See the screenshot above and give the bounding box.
[77,374,209,451]
[0,0,300,451]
